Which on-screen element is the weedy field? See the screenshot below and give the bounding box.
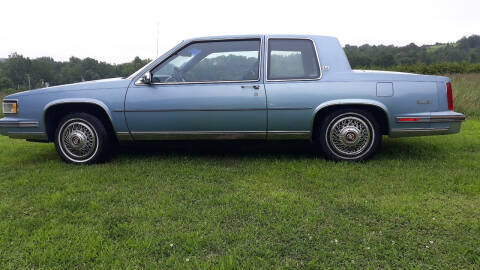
[0,74,479,269]
[450,73,480,117]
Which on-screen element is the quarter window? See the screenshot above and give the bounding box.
[151,39,260,83]
[268,39,320,80]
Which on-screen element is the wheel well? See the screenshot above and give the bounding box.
[44,103,117,142]
[311,104,390,139]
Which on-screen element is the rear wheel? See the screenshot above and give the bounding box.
[317,109,381,161]
[54,113,110,164]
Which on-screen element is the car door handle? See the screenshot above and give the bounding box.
[241,85,260,90]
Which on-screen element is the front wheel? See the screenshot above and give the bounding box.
[54,113,110,164]
[317,109,381,161]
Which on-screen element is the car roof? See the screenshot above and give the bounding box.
[183,34,338,42]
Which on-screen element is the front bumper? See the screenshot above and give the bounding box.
[390,111,466,138]
[0,118,47,141]
[0,121,39,128]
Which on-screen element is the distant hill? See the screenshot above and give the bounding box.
[0,35,479,91]
[344,35,480,68]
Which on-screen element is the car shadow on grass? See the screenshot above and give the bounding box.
[116,140,318,159]
[113,137,443,161]
[379,138,444,161]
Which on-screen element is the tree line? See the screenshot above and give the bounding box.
[344,35,480,73]
[1,35,479,92]
[0,54,150,91]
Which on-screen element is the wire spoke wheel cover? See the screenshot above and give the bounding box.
[326,113,374,159]
[58,119,99,162]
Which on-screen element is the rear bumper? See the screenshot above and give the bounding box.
[390,111,466,138]
[395,114,465,123]
[0,118,47,141]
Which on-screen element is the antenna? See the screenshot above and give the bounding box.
[156,22,159,56]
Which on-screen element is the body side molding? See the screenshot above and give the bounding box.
[122,131,311,141]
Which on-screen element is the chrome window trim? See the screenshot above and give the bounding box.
[135,38,264,86]
[265,37,322,82]
[2,99,19,114]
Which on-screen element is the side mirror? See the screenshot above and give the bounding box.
[139,72,152,84]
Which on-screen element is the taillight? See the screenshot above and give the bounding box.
[446,82,453,110]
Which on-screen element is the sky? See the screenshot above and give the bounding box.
[0,0,479,64]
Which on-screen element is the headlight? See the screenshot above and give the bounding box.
[2,101,17,114]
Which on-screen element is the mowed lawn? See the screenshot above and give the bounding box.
[1,74,479,269]
[0,119,479,269]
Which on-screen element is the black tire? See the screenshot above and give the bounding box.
[316,109,381,162]
[54,113,110,164]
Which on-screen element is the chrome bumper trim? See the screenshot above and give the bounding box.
[390,127,453,137]
[429,115,466,122]
[0,121,39,128]
[7,132,48,140]
[396,115,466,123]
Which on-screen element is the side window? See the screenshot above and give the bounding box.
[151,39,260,83]
[268,39,320,80]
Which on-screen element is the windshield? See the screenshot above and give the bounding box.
[127,59,155,80]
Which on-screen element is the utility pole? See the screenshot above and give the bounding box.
[26,74,31,89]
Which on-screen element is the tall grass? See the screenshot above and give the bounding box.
[450,73,480,118]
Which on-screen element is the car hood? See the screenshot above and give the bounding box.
[5,77,132,99]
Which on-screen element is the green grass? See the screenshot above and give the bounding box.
[0,74,479,269]
[451,73,480,117]
[1,119,479,269]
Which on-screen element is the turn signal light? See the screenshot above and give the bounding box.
[2,101,17,114]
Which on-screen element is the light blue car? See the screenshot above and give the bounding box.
[0,35,466,164]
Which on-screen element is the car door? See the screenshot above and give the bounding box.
[264,37,322,139]
[124,38,267,140]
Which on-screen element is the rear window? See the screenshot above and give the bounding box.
[268,39,320,80]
